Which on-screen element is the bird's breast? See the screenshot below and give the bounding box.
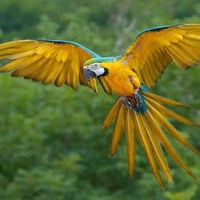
[102,62,140,97]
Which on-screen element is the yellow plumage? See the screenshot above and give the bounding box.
[104,92,199,187]
[122,24,200,87]
[0,24,200,187]
[0,40,98,91]
[100,60,140,96]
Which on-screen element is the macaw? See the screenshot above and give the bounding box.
[0,24,200,188]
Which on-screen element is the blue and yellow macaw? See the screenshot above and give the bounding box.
[0,24,200,187]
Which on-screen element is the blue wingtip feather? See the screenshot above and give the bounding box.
[38,39,101,58]
[135,24,178,38]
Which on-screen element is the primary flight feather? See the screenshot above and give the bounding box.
[0,23,200,188]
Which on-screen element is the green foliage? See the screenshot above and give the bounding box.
[0,0,200,199]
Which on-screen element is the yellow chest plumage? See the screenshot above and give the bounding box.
[101,60,140,97]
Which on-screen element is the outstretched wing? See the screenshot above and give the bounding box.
[121,24,200,87]
[0,39,100,91]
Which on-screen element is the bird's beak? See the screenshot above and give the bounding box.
[83,63,105,80]
[83,67,97,80]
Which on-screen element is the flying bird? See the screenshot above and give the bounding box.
[0,24,200,188]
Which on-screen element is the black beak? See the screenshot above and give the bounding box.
[83,68,97,80]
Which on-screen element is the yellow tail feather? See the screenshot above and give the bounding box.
[103,91,199,188]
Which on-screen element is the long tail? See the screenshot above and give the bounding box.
[103,91,200,188]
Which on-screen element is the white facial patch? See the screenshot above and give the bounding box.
[83,63,105,79]
[88,63,105,75]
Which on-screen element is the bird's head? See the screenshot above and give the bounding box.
[83,59,108,80]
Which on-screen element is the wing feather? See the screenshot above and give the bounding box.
[55,62,68,87]
[121,24,200,87]
[0,39,100,91]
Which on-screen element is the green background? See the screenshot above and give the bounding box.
[0,0,199,199]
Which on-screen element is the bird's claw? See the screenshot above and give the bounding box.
[133,88,142,108]
[121,88,146,113]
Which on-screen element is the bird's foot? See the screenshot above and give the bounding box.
[133,88,143,108]
[121,89,146,113]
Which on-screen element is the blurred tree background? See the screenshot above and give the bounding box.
[0,0,199,199]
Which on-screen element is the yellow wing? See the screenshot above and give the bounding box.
[121,24,200,87]
[0,39,100,91]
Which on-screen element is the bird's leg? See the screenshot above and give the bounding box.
[121,96,135,111]
[133,88,142,108]
[121,88,146,113]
